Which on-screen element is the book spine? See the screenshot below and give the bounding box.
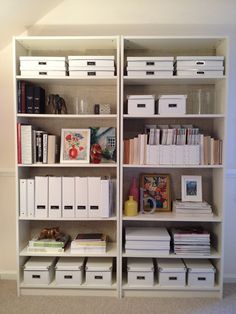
[21,81,26,113]
[17,81,22,113]
[26,84,34,113]
[42,133,48,164]
[47,135,56,164]
[35,131,43,163]
[17,123,22,164]
[34,86,45,114]
[21,125,32,164]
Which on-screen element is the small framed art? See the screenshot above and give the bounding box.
[140,174,171,212]
[181,175,202,202]
[60,129,90,163]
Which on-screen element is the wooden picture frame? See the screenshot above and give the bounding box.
[60,128,90,163]
[140,174,171,212]
[181,175,202,202]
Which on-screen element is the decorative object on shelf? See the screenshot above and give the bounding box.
[124,196,138,216]
[60,128,90,163]
[139,187,156,214]
[140,174,171,212]
[94,103,111,115]
[94,104,100,114]
[47,94,67,114]
[129,176,139,203]
[90,127,116,163]
[181,175,202,202]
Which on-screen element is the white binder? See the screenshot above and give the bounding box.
[88,177,101,217]
[49,177,62,218]
[20,179,27,218]
[62,177,75,218]
[75,177,88,218]
[100,179,111,218]
[35,176,48,218]
[27,179,35,218]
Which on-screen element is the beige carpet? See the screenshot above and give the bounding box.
[1,281,236,314]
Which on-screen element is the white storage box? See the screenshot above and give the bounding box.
[20,70,67,77]
[23,257,56,285]
[176,68,224,77]
[68,56,114,67]
[20,56,67,70]
[158,95,187,115]
[185,259,215,287]
[55,257,84,286]
[176,56,224,68]
[127,56,174,69]
[69,68,115,77]
[127,95,155,115]
[127,68,173,77]
[85,257,113,286]
[157,259,186,287]
[127,258,154,287]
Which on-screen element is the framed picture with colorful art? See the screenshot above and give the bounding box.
[60,129,90,163]
[140,174,171,212]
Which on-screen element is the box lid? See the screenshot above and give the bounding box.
[157,258,186,272]
[86,257,113,271]
[24,257,56,270]
[184,259,215,273]
[158,94,187,100]
[127,95,155,100]
[125,227,170,241]
[55,257,84,271]
[68,56,114,60]
[20,56,66,61]
[127,258,154,272]
[127,57,174,61]
[176,56,224,61]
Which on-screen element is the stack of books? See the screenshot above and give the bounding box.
[173,201,213,216]
[27,234,70,253]
[70,233,107,254]
[125,227,170,255]
[171,227,211,256]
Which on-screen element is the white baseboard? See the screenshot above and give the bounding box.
[0,271,17,280]
[224,274,236,283]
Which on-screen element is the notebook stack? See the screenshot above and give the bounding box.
[70,233,107,254]
[125,227,170,255]
[171,227,211,256]
[27,234,70,253]
[173,201,213,216]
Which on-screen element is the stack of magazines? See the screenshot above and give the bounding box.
[173,201,213,216]
[70,233,107,254]
[171,227,211,256]
[27,234,70,253]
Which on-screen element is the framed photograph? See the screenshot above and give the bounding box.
[140,174,171,212]
[60,129,90,163]
[181,175,202,202]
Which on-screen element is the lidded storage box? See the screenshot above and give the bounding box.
[127,56,174,77]
[85,257,113,286]
[55,257,84,286]
[157,258,186,287]
[175,56,224,77]
[185,259,216,287]
[127,95,155,115]
[23,257,56,285]
[158,95,187,115]
[19,56,67,77]
[127,258,154,287]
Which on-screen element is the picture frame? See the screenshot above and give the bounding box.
[181,175,202,202]
[140,174,171,212]
[60,128,90,163]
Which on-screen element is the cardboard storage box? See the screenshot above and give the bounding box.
[158,95,187,115]
[20,70,67,77]
[20,56,67,70]
[68,56,114,67]
[185,259,215,287]
[127,68,173,77]
[176,68,224,77]
[176,56,224,68]
[127,56,174,69]
[23,257,56,285]
[69,67,115,77]
[127,95,155,115]
[85,257,113,286]
[55,257,84,286]
[127,258,154,287]
[157,259,186,287]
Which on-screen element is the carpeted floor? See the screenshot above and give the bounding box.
[0,280,236,314]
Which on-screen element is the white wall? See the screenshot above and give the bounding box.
[1,0,236,281]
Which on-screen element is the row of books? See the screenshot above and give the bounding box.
[17,81,45,114]
[124,135,222,165]
[20,176,115,219]
[17,124,57,164]
[173,201,213,216]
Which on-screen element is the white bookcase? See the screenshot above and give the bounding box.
[120,36,227,298]
[13,36,120,296]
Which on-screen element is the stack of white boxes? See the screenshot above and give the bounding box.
[19,176,115,219]
[68,56,115,77]
[175,56,224,77]
[126,56,174,77]
[19,56,67,77]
